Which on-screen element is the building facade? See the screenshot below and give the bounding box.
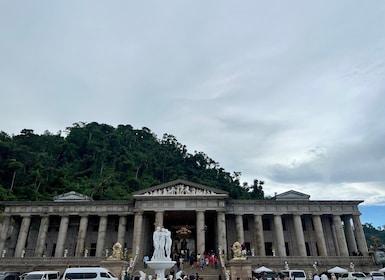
[0,179,372,271]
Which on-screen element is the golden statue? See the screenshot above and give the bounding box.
[107,242,123,260]
[231,241,245,259]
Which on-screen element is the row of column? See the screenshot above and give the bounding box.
[0,214,131,258]
[233,213,367,257]
[0,211,368,258]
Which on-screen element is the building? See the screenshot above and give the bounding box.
[0,179,375,272]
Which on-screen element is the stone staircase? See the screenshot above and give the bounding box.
[130,262,223,280]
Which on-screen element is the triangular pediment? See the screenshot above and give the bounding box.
[132,179,228,198]
[53,191,93,202]
[274,189,310,200]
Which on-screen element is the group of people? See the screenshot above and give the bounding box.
[313,273,330,280]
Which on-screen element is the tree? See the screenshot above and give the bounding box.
[242,179,265,199]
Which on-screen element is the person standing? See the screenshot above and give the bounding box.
[320,273,328,280]
[143,255,149,268]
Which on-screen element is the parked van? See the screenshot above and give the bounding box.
[281,270,307,280]
[25,271,60,280]
[61,267,118,280]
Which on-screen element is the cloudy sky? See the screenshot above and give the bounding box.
[1,1,384,227]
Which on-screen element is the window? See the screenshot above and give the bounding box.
[262,218,271,230]
[243,218,249,231]
[302,218,307,231]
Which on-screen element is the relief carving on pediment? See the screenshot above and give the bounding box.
[143,184,215,196]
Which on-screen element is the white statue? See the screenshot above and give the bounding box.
[139,271,146,280]
[165,229,172,260]
[152,226,173,261]
[152,226,162,260]
[175,271,183,280]
[159,228,166,259]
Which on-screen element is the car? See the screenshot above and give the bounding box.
[25,271,60,280]
[368,272,385,280]
[61,267,118,280]
[338,272,368,280]
[281,270,307,280]
[264,271,278,280]
[0,272,20,280]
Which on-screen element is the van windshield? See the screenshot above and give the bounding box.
[292,272,305,278]
[65,273,98,279]
[265,272,278,280]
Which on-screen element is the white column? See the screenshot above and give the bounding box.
[55,215,69,257]
[155,211,164,228]
[0,215,11,254]
[196,210,205,256]
[117,215,127,246]
[254,214,265,256]
[75,215,89,257]
[35,215,50,257]
[333,215,349,256]
[14,215,31,257]
[312,215,327,256]
[343,216,357,255]
[95,215,108,257]
[217,211,227,255]
[132,211,143,256]
[235,214,245,244]
[273,215,286,257]
[293,214,307,256]
[353,215,368,256]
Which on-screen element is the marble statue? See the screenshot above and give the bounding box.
[139,271,146,280]
[147,227,176,280]
[152,227,172,261]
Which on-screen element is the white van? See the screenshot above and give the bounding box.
[61,267,118,280]
[281,270,307,280]
[25,271,60,280]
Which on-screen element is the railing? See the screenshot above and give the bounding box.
[0,257,111,272]
[126,254,139,276]
[247,256,376,271]
[218,253,228,280]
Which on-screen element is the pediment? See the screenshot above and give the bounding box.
[53,191,93,202]
[274,189,310,200]
[132,179,228,198]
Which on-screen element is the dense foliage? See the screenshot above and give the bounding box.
[363,223,385,250]
[0,122,264,201]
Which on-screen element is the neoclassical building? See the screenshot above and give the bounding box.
[0,179,374,272]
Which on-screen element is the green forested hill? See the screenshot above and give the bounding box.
[0,122,263,201]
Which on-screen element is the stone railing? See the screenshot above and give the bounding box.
[0,257,109,272]
[247,256,376,272]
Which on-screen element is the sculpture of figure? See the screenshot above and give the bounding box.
[231,241,243,259]
[108,242,123,260]
[165,229,172,259]
[152,226,162,260]
[159,228,166,259]
[139,271,146,280]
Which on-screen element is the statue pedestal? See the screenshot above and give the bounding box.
[101,260,129,280]
[147,260,176,280]
[227,258,251,280]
